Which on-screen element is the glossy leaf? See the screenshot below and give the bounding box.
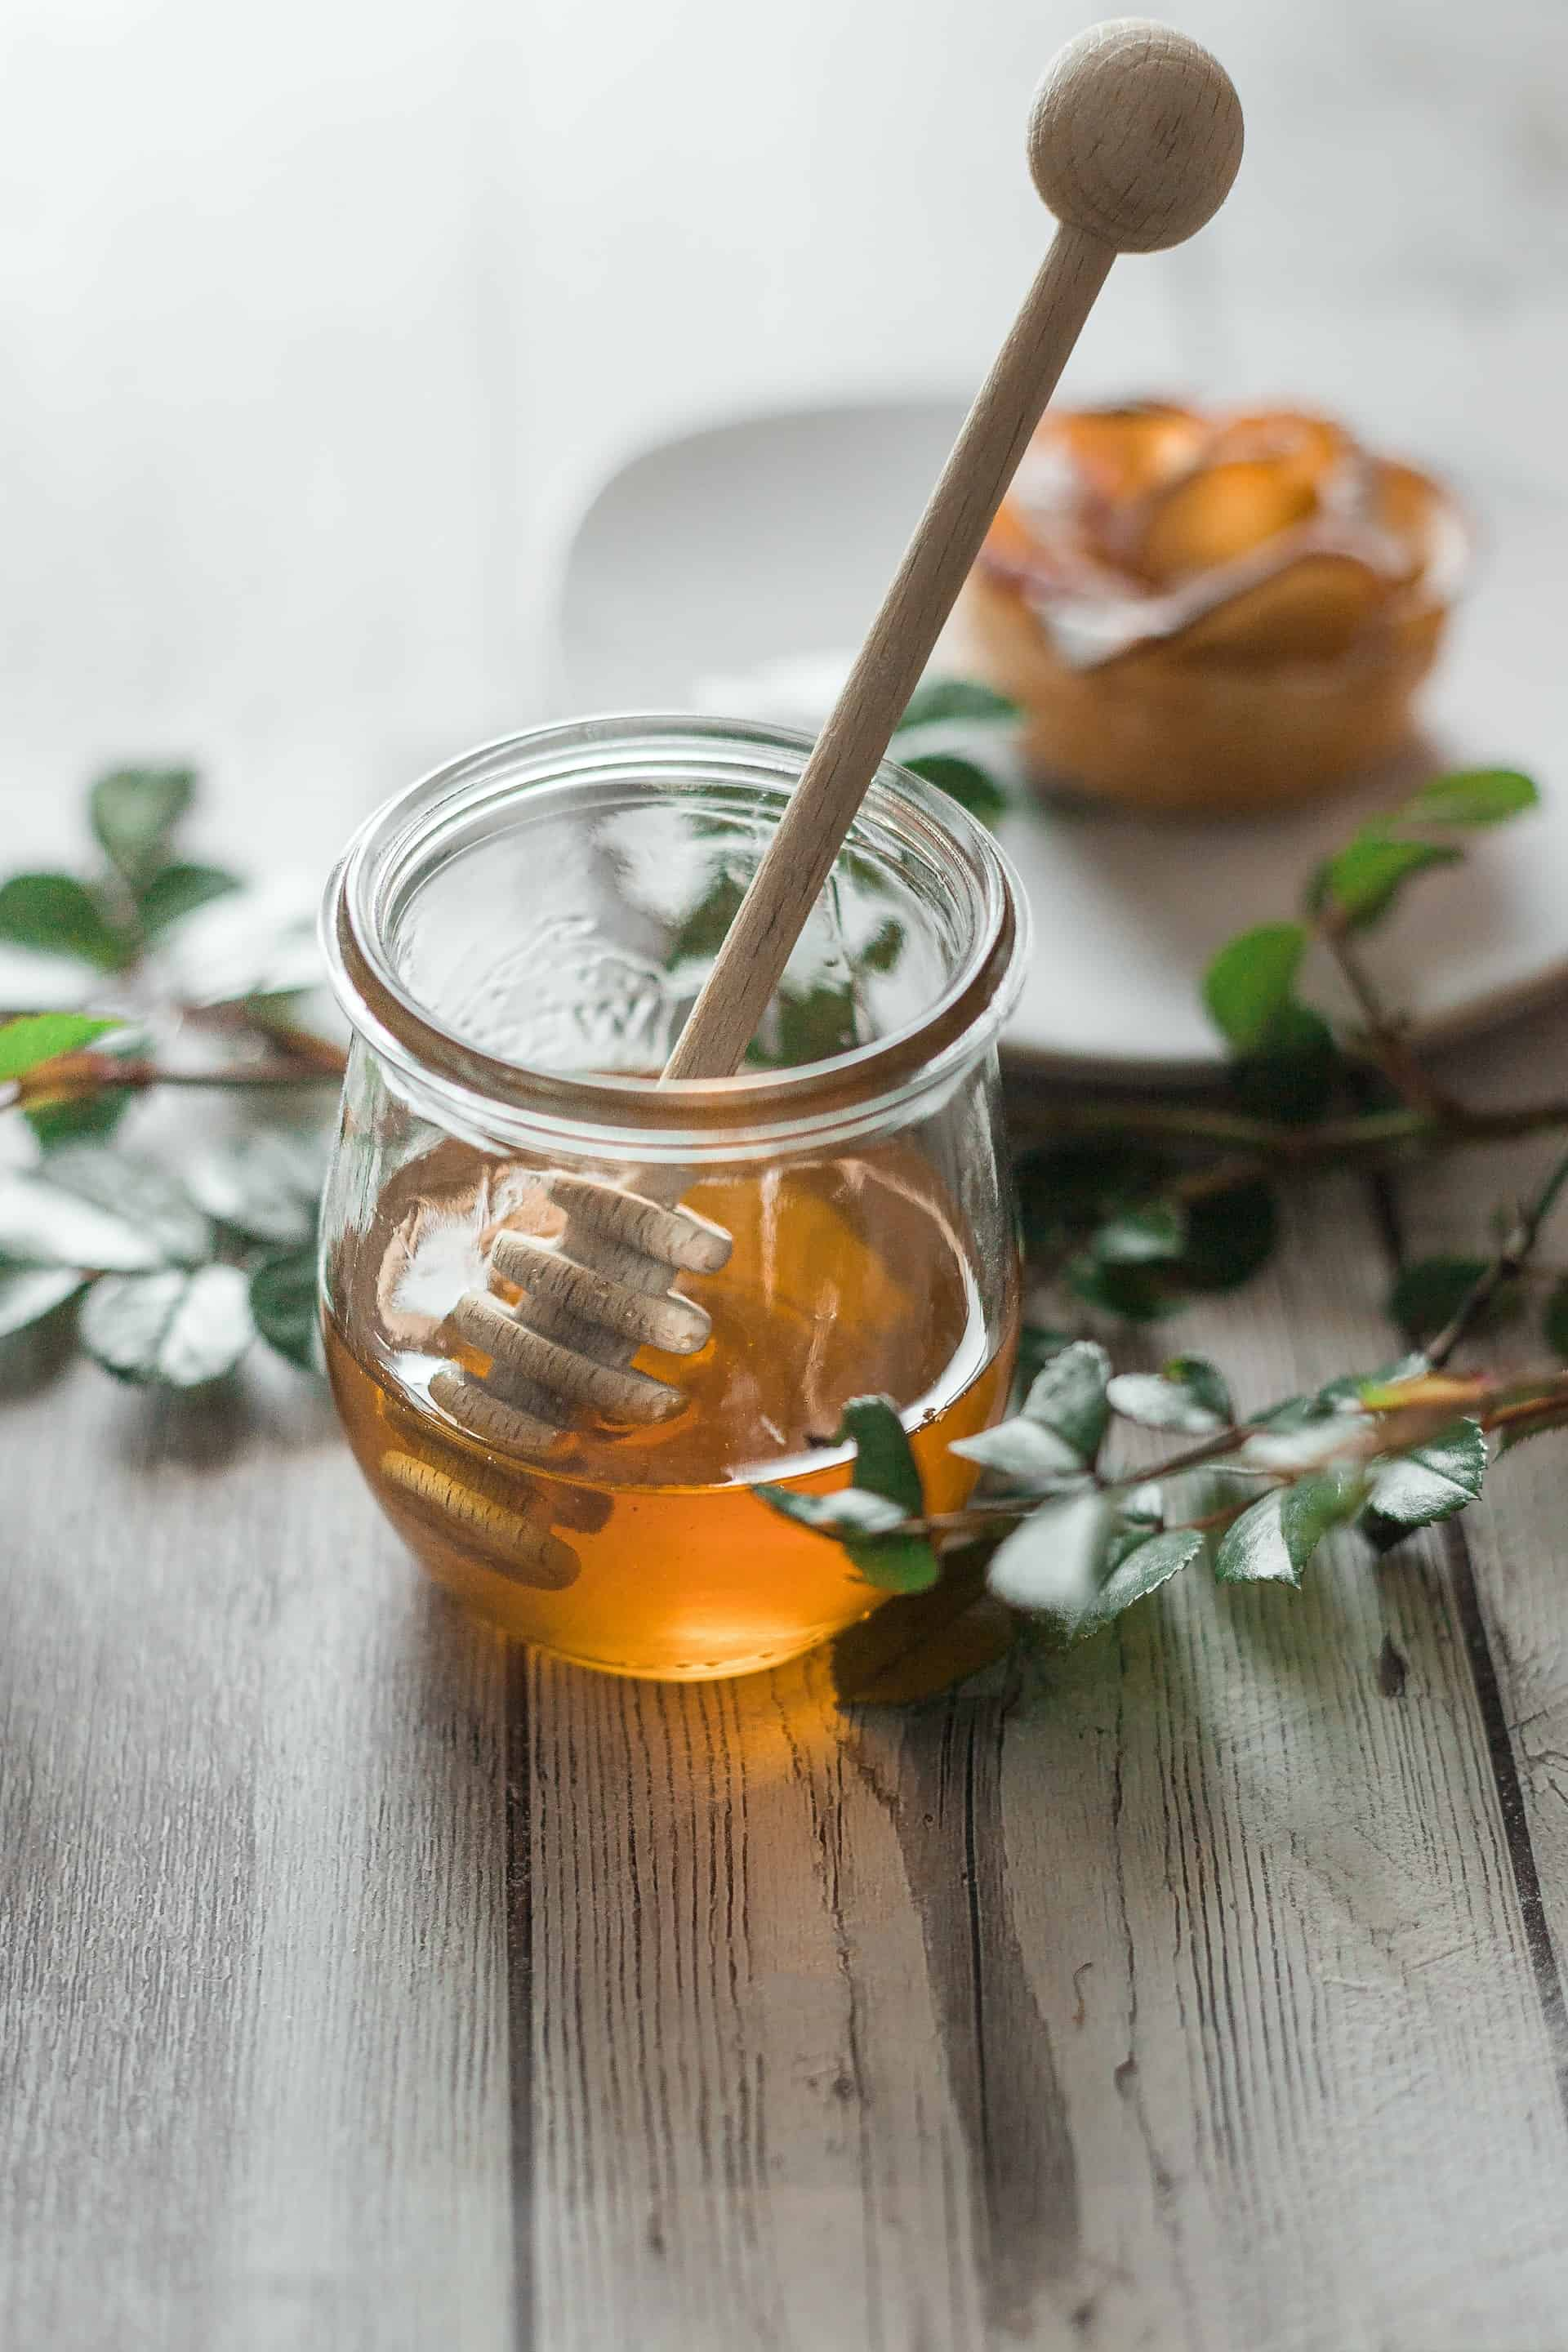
[1228,1001,1340,1124]
[986,1489,1113,1624]
[1020,1339,1111,1463]
[948,1415,1085,1481]
[836,1394,924,1517]
[1066,1254,1169,1321]
[89,767,196,886]
[80,1263,254,1387]
[249,1246,324,1373]
[1401,768,1539,828]
[1203,923,1307,1054]
[1360,1419,1486,1551]
[1073,1527,1205,1639]
[0,1264,86,1339]
[157,879,321,1004]
[1107,1355,1232,1434]
[1181,1182,1280,1293]
[0,873,131,969]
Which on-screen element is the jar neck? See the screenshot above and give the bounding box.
[323,715,1029,1165]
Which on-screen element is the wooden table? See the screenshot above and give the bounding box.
[6,1002,1568,2351]
[5,2,1568,2338]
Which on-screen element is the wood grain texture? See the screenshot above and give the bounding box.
[512,1156,1568,2350]
[0,1360,512,2352]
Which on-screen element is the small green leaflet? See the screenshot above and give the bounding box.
[1312,833,1460,929]
[896,751,1009,828]
[0,1265,87,1339]
[1401,769,1538,827]
[249,1246,323,1373]
[136,862,242,938]
[0,873,131,970]
[1072,1528,1205,1641]
[1214,1467,1365,1587]
[1360,1419,1486,1551]
[1203,923,1307,1053]
[0,1013,118,1081]
[89,767,197,887]
[986,1489,1113,1626]
[897,678,1018,728]
[1107,1355,1232,1434]
[952,1339,1109,1479]
[80,1264,254,1388]
[759,1395,938,1592]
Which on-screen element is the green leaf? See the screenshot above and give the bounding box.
[773,1394,942,1592]
[1181,1182,1280,1292]
[1360,1419,1486,1551]
[835,1394,923,1517]
[898,678,1018,729]
[667,871,746,967]
[44,1147,211,1267]
[1401,768,1539,828]
[1074,1528,1204,1639]
[1203,923,1307,1053]
[1281,1467,1368,1570]
[156,880,320,1002]
[186,1132,323,1245]
[1545,1278,1568,1361]
[90,767,196,886]
[28,1090,131,1147]
[897,751,1009,827]
[949,1416,1086,1482]
[1313,833,1460,929]
[1093,1200,1187,1265]
[1065,1254,1169,1321]
[0,1013,118,1080]
[0,1169,175,1272]
[136,862,242,938]
[1107,1355,1233,1434]
[1022,1339,1110,1463]
[1214,1490,1298,1586]
[860,917,905,974]
[0,1264,87,1339]
[1229,1002,1340,1124]
[986,1489,1114,1626]
[826,1547,1012,1704]
[0,873,133,969]
[80,1263,253,1387]
[249,1246,323,1373]
[1388,1255,1490,1343]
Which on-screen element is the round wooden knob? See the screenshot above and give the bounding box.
[1029,20,1243,254]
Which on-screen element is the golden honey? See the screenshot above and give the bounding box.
[326,1138,1016,1680]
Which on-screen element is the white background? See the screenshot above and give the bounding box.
[1,0,1563,883]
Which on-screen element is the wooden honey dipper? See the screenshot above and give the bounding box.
[432,21,1244,1468]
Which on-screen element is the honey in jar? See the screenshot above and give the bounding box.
[319,717,1028,1682]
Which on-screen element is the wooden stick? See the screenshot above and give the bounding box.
[663,20,1243,1082]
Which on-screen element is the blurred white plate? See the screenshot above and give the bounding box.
[554,399,1568,1079]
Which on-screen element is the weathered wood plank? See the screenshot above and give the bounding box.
[520,1165,1568,2350]
[1391,1004,1568,2087]
[0,1360,512,2352]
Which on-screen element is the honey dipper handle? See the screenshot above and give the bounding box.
[662,21,1242,1085]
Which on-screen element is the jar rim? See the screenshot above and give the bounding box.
[322,714,1029,1158]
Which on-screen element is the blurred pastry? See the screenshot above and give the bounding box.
[960,402,1467,814]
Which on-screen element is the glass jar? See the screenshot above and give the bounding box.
[319,715,1028,1682]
